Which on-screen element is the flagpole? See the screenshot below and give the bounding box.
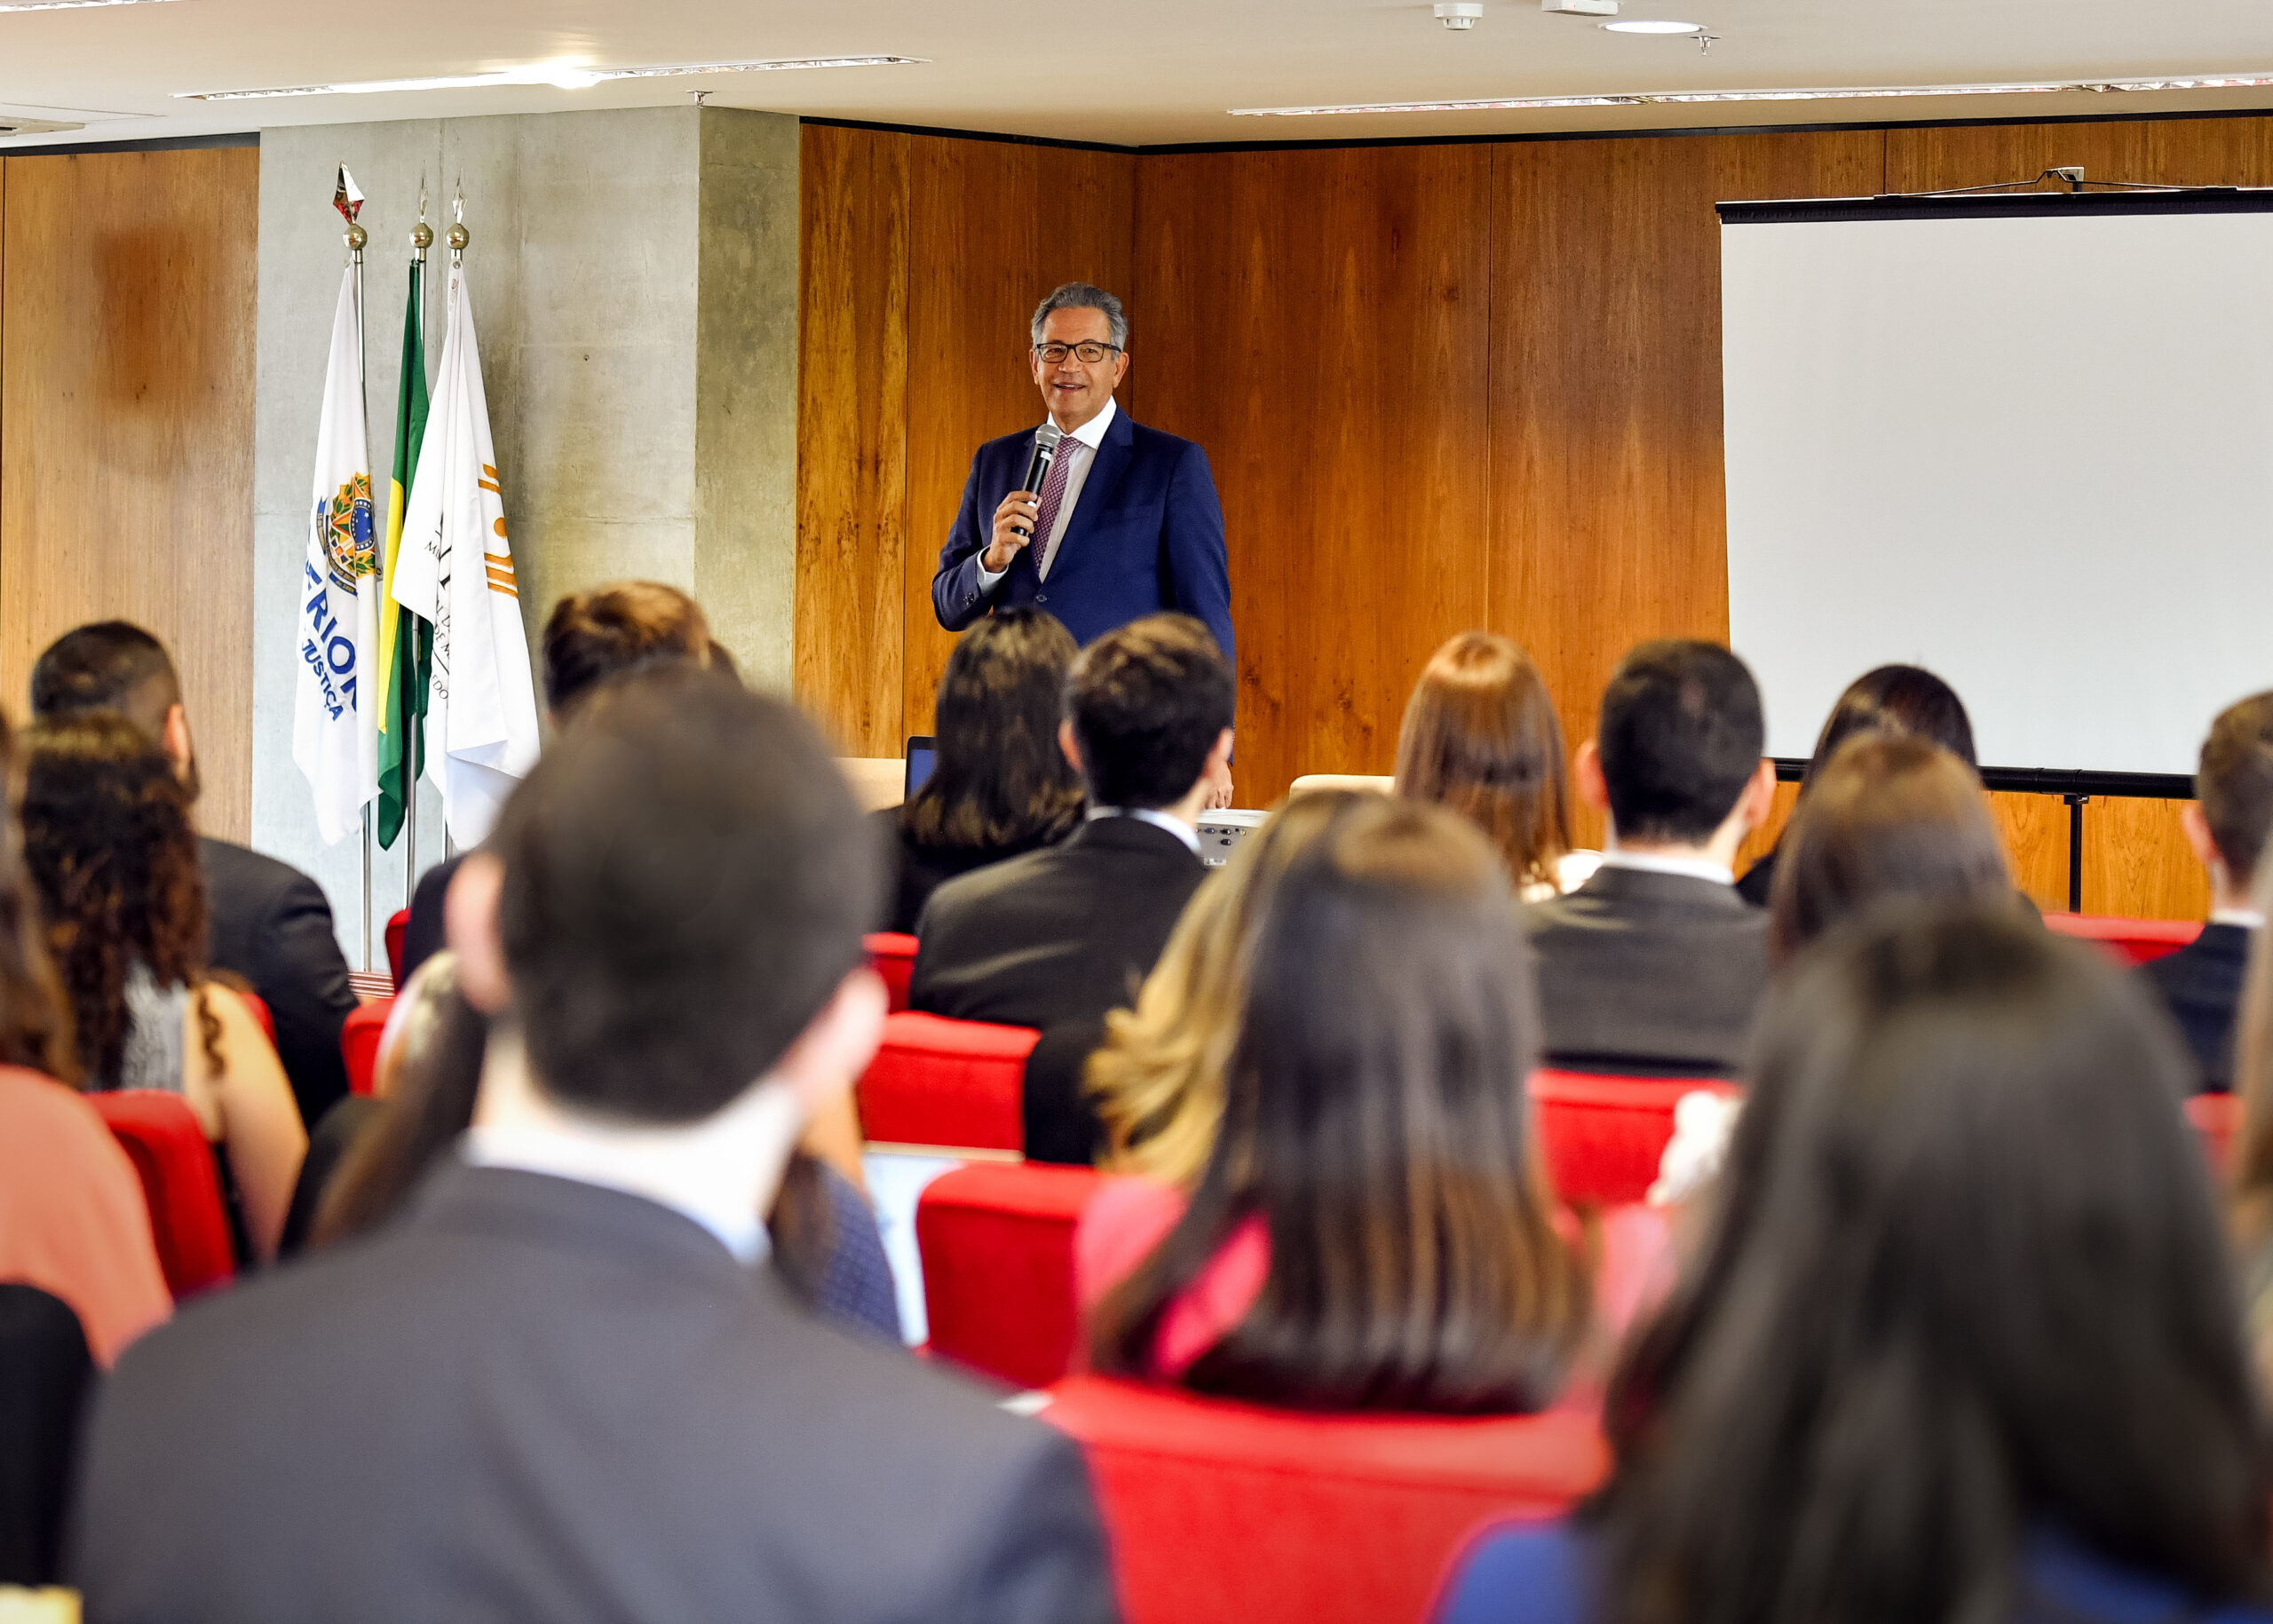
[440,188,470,875]
[406,202,432,909]
[346,201,372,975]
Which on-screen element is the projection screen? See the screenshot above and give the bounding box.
[1719,192,2273,778]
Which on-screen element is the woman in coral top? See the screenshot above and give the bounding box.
[1083,794,1588,1413]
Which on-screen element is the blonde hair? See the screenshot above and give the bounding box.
[1087,790,1362,1184]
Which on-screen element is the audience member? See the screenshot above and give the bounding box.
[913,611,1235,1164]
[1767,733,2016,965]
[397,580,715,985]
[1396,631,1597,899]
[1083,795,1587,1412]
[877,608,1084,934]
[0,1284,92,1588]
[23,714,305,1263]
[2142,691,2273,1092]
[31,622,359,1127]
[1525,640,1776,1076]
[1438,905,2271,1624]
[1087,789,1361,1188]
[68,669,1116,1622]
[1736,662,1976,907]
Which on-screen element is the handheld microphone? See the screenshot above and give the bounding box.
[1014,424,1065,537]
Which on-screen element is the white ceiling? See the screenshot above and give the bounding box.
[7,0,2273,151]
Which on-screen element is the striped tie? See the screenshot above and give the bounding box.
[1030,437,1078,579]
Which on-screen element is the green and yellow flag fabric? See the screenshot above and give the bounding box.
[376,258,431,850]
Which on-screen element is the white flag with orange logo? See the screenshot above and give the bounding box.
[292,262,380,844]
[390,263,538,846]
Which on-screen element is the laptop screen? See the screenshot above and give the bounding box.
[904,737,937,801]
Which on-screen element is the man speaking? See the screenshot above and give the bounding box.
[931,283,1234,675]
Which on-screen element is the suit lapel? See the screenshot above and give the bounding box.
[1048,406,1136,582]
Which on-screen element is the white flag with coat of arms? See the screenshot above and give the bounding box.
[292,263,381,844]
[390,262,539,847]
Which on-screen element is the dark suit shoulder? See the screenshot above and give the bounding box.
[1123,417,1203,459]
[199,836,309,914]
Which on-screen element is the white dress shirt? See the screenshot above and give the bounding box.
[1086,804,1200,854]
[975,398,1119,592]
[1596,850,1737,886]
[462,1123,770,1264]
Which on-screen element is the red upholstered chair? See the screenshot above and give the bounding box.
[864,932,919,1014]
[917,1162,1101,1390]
[1042,1374,1609,1624]
[86,1090,233,1300]
[2188,1091,2242,1177]
[342,998,393,1097]
[854,1011,1036,1153]
[384,907,410,991]
[1530,1071,1741,1208]
[2042,913,2200,968]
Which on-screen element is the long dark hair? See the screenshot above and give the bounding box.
[1091,796,1588,1413]
[1394,631,1573,893]
[1595,905,2271,1624]
[0,713,78,1085]
[901,609,1083,852]
[1800,663,1977,790]
[1767,733,2013,966]
[21,712,219,1086]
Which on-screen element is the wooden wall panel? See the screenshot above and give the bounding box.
[1887,115,2273,195]
[1989,789,2071,914]
[1486,130,1884,846]
[2084,796,2209,921]
[900,137,1138,739]
[794,124,910,757]
[1136,146,1494,803]
[0,148,257,841]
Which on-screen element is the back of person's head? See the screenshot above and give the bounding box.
[490,666,876,1123]
[904,609,1084,852]
[0,713,78,1086]
[540,582,711,723]
[1596,640,1763,844]
[1394,632,1572,891]
[2195,691,2273,888]
[1767,734,2012,966]
[1602,905,2269,1624]
[1093,796,1587,1413]
[28,622,179,736]
[1799,663,1977,791]
[1088,788,1366,1186]
[20,713,207,1087]
[1065,614,1234,811]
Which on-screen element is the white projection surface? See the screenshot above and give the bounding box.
[1722,202,2273,775]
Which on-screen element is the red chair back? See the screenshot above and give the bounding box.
[342,998,394,1097]
[864,932,919,1014]
[2042,913,2200,967]
[855,1011,1036,1153]
[86,1090,233,1299]
[2189,1091,2243,1177]
[918,1162,1101,1390]
[1531,1071,1740,1207]
[384,907,410,991]
[1044,1374,1607,1624]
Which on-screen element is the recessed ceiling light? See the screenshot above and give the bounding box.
[1232,71,2273,115]
[1603,19,1704,32]
[0,0,179,10]
[178,55,924,100]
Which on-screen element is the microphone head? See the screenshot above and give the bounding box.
[1035,423,1065,454]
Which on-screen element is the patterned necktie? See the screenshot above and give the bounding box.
[1029,437,1079,580]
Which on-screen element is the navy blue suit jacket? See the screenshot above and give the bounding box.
[931,406,1235,675]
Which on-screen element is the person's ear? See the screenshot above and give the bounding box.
[444,854,513,1015]
[1058,718,1084,777]
[2182,802,2224,875]
[772,967,888,1117]
[1111,348,1130,391]
[1740,758,1779,832]
[1573,740,1610,814]
[161,702,195,784]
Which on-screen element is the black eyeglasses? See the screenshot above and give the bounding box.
[1032,342,1122,364]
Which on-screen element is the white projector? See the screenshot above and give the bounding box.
[1195,809,1267,869]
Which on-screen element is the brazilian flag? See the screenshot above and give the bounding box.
[376,259,431,850]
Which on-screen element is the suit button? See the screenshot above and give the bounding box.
[1036,593,1048,603]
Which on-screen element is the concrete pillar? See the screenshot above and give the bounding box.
[251,106,800,961]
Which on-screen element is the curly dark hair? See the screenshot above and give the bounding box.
[0,713,80,1085]
[21,713,219,1088]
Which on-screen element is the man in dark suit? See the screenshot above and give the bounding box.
[2139,691,2273,1092]
[1526,640,1779,1077]
[913,614,1234,1163]
[29,624,356,1125]
[68,669,1118,1624]
[932,282,1235,678]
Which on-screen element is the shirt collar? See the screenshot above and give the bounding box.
[461,1124,770,1265]
[1597,850,1736,887]
[1049,396,1117,452]
[2213,908,2264,930]
[1088,804,1200,854]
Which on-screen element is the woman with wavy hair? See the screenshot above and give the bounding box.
[877,608,1086,933]
[23,713,305,1262]
[1395,632,1593,900]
